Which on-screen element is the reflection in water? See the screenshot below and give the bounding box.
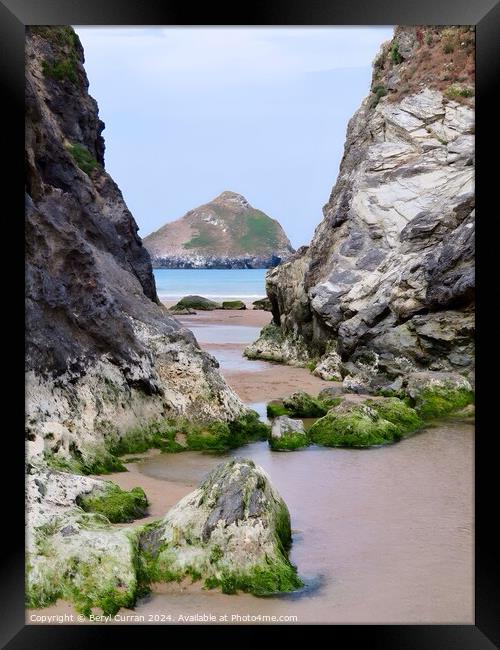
[136,421,474,624]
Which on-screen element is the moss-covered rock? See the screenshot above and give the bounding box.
[266,400,289,418]
[267,392,340,419]
[76,484,148,523]
[308,400,402,448]
[26,470,142,617]
[27,459,302,615]
[269,416,309,451]
[165,411,269,452]
[44,443,127,476]
[136,459,302,596]
[222,300,246,310]
[170,295,221,311]
[282,391,333,417]
[405,371,474,419]
[364,397,423,435]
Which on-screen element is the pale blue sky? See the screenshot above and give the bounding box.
[74,27,394,248]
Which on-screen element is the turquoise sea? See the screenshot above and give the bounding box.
[153,268,267,301]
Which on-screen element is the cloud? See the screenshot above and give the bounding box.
[75,26,394,87]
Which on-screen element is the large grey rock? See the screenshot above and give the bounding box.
[137,459,302,594]
[249,27,474,386]
[25,27,245,465]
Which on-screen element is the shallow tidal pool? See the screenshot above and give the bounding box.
[134,419,474,624]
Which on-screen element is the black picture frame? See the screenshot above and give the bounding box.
[2,0,498,646]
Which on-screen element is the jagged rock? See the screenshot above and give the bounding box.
[137,459,302,595]
[312,350,342,380]
[249,27,475,387]
[25,27,246,466]
[143,191,295,269]
[244,323,312,367]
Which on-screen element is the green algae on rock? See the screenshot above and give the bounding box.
[283,391,337,418]
[252,297,272,311]
[405,372,474,419]
[170,295,221,311]
[364,397,423,435]
[26,470,143,616]
[136,459,302,596]
[267,391,341,419]
[76,484,148,523]
[222,300,246,310]
[44,412,270,477]
[308,400,402,448]
[269,416,309,451]
[27,459,302,616]
[244,323,313,366]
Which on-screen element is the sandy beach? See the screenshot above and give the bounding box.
[28,300,474,625]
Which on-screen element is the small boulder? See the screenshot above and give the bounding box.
[269,416,308,451]
[222,300,246,310]
[318,385,343,401]
[171,295,221,311]
[282,391,330,417]
[271,415,305,438]
[404,371,474,419]
[252,297,272,311]
[308,400,402,448]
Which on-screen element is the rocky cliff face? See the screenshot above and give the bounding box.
[248,27,475,389]
[25,27,245,466]
[143,191,294,268]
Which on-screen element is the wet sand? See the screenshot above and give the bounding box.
[173,306,331,402]
[28,303,474,625]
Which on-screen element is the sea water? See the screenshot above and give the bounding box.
[153,268,267,301]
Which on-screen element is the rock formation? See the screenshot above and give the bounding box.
[138,459,302,595]
[25,27,246,468]
[143,191,294,268]
[247,26,475,390]
[26,459,301,614]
